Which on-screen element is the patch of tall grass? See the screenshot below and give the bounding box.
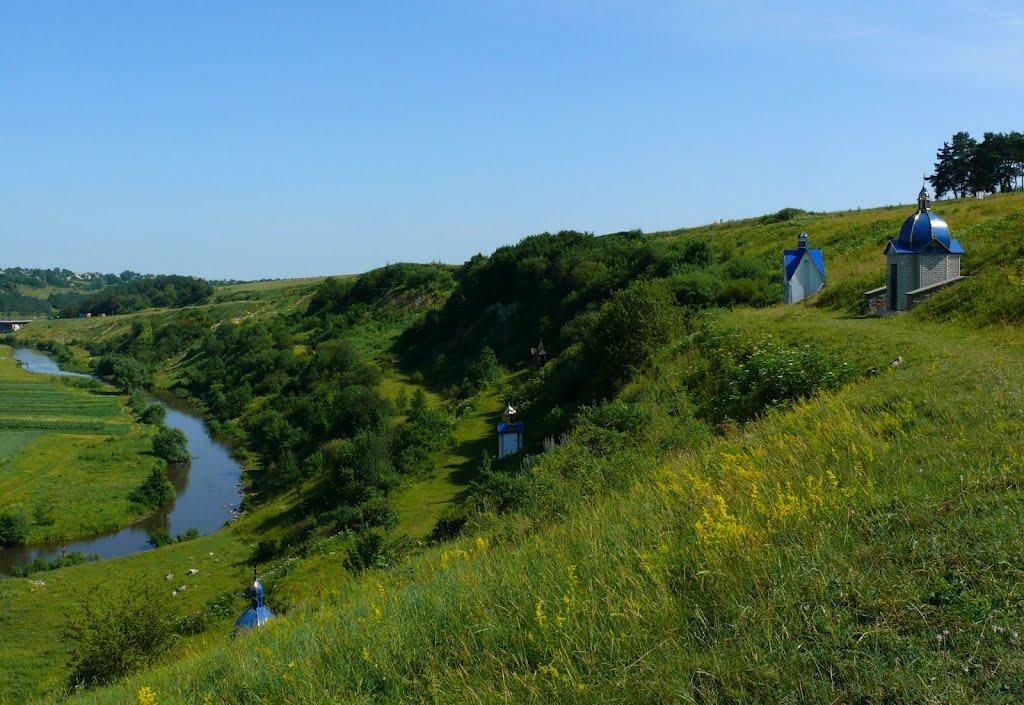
[53,311,1024,704]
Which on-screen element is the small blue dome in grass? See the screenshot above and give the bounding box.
[234,568,275,631]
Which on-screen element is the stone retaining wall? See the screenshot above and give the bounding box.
[864,286,888,315]
[906,276,966,309]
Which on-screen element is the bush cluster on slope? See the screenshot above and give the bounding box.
[59,275,213,317]
[399,229,776,382]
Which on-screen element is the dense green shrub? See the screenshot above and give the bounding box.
[9,552,95,577]
[176,528,199,542]
[0,508,30,547]
[146,529,173,548]
[344,529,410,572]
[429,505,469,542]
[130,468,175,509]
[760,206,809,223]
[393,390,452,476]
[684,322,855,424]
[572,400,652,454]
[139,403,167,425]
[95,355,154,391]
[63,588,176,689]
[152,427,189,463]
[584,280,679,390]
[307,264,455,316]
[400,229,773,383]
[467,346,502,388]
[665,269,725,307]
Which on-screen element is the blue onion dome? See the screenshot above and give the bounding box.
[888,186,964,254]
[234,568,275,631]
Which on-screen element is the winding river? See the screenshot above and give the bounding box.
[0,348,243,575]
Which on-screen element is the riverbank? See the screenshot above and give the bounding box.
[0,346,163,549]
[0,348,244,575]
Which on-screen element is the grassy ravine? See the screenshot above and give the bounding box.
[5,193,1024,703]
[0,346,164,543]
[37,309,1024,704]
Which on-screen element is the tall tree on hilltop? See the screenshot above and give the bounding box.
[1008,131,1024,191]
[931,131,978,199]
[929,141,954,199]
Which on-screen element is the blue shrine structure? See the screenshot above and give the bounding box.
[782,232,825,304]
[234,567,275,631]
[865,186,966,313]
[496,402,523,460]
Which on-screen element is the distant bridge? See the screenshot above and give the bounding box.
[0,320,31,333]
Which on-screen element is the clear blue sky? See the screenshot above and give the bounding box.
[2,1,1022,280]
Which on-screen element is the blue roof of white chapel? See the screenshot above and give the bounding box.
[782,248,825,281]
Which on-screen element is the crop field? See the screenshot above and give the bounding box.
[0,380,126,434]
[0,347,161,543]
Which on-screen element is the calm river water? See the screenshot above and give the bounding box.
[0,348,242,574]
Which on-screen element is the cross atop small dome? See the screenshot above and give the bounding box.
[233,566,275,631]
[917,185,931,211]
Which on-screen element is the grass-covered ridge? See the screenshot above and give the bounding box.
[4,193,1024,703]
[48,310,1024,704]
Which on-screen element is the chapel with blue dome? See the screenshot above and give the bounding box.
[870,186,965,312]
[234,567,275,631]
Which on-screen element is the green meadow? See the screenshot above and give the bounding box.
[3,192,1024,703]
[0,347,163,544]
[30,308,1024,705]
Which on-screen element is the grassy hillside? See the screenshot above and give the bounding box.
[653,192,1024,320]
[4,192,1024,704]
[40,309,1024,704]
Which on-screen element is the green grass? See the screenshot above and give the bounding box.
[0,524,252,702]
[8,195,1024,703]
[654,191,1024,314]
[391,386,503,537]
[0,430,43,463]
[32,308,1024,704]
[211,277,326,303]
[0,347,162,543]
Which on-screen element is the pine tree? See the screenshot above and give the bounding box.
[929,141,954,199]
[948,131,978,198]
[930,132,978,199]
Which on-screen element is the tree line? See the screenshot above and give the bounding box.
[929,131,1024,199]
[59,275,214,317]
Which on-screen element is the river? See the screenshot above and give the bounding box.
[0,348,243,575]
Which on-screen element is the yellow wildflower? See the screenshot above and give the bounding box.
[534,599,548,628]
[137,687,157,705]
[694,495,753,553]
